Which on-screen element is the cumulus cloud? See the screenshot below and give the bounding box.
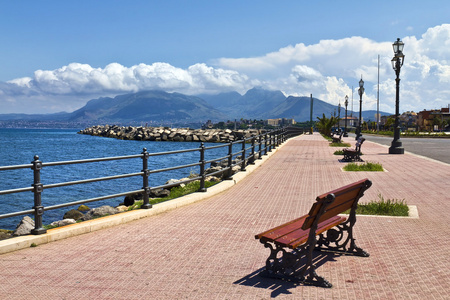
[1,62,257,113]
[1,24,450,115]
[216,24,450,112]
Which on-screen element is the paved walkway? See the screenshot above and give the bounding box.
[1,133,449,299]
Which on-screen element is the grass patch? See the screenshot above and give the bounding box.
[344,194,409,216]
[128,180,218,210]
[343,161,383,171]
[334,149,363,156]
[330,142,351,147]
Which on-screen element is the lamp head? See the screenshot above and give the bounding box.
[393,38,404,55]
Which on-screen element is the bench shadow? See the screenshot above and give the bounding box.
[234,251,339,297]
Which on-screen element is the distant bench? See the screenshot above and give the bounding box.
[343,138,365,162]
[331,131,343,143]
[255,178,372,287]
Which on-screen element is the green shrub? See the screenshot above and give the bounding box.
[343,161,383,171]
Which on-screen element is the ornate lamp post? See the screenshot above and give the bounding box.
[355,77,364,140]
[337,101,341,132]
[389,38,405,154]
[344,95,349,137]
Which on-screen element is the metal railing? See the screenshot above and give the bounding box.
[0,127,302,234]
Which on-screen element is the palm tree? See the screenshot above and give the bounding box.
[316,113,336,136]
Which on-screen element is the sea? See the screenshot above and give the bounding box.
[0,128,234,230]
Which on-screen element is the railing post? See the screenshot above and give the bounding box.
[225,142,233,180]
[272,130,276,149]
[264,133,268,155]
[276,129,280,146]
[241,139,246,171]
[268,132,273,152]
[31,155,46,235]
[199,143,207,192]
[249,135,256,164]
[141,148,152,209]
[258,134,262,159]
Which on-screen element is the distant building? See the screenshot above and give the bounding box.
[338,116,358,128]
[266,118,296,126]
[417,107,450,131]
[202,120,214,129]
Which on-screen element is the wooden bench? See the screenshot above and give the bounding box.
[331,131,343,143]
[255,178,372,287]
[342,137,365,161]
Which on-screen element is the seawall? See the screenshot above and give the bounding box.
[78,125,268,143]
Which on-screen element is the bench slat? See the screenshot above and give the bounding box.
[276,215,346,249]
[255,215,308,241]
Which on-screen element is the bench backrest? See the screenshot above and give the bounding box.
[301,178,372,230]
[355,138,365,152]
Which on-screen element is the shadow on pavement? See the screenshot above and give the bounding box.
[234,251,339,297]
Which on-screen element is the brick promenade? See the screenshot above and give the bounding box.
[1,133,449,299]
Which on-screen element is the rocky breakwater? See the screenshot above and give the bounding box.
[78,125,266,143]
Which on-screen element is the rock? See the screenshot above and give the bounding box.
[150,188,170,198]
[81,205,119,221]
[165,179,186,189]
[50,219,76,227]
[78,125,266,144]
[116,205,128,212]
[0,229,12,240]
[77,205,90,212]
[13,216,35,236]
[64,209,84,220]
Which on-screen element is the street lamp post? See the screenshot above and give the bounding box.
[355,77,364,140]
[344,95,349,137]
[337,101,341,132]
[389,38,405,154]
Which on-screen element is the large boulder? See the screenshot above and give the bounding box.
[150,188,170,198]
[81,206,119,221]
[13,216,35,236]
[63,209,84,220]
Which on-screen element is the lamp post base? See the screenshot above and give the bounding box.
[389,140,404,154]
[343,132,348,137]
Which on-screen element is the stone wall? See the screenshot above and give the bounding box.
[78,125,267,143]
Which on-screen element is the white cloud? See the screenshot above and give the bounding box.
[216,24,450,113]
[1,24,450,115]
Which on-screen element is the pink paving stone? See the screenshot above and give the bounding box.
[0,133,448,299]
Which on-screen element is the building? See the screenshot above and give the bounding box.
[266,118,296,126]
[417,107,450,131]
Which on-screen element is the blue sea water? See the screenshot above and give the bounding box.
[0,128,232,230]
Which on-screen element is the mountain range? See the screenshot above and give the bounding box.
[0,88,390,127]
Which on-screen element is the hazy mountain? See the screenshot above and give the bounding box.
[67,90,227,123]
[0,112,70,121]
[198,91,242,109]
[0,88,390,127]
[198,87,285,119]
[266,95,389,122]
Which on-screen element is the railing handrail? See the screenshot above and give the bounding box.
[0,127,302,233]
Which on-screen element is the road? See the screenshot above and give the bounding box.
[355,133,450,164]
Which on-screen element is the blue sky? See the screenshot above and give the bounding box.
[1,1,449,115]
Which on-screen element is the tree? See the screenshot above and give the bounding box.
[316,113,336,136]
[385,117,395,131]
